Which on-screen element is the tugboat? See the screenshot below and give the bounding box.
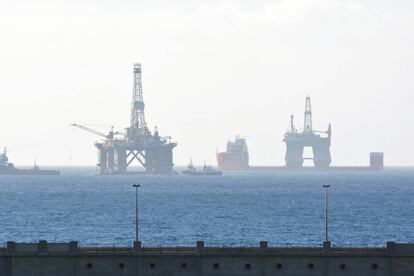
[0,147,60,175]
[182,160,222,176]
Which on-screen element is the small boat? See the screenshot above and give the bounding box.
[182,160,222,176]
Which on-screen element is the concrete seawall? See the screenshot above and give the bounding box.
[1,241,413,275]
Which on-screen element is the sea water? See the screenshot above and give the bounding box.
[0,167,413,247]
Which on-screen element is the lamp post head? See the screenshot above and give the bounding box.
[323,185,330,188]
[132,184,141,188]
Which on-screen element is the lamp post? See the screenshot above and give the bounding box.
[322,185,331,243]
[132,184,140,242]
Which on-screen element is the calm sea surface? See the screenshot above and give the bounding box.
[0,167,413,247]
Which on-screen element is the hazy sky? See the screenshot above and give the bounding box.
[0,0,413,166]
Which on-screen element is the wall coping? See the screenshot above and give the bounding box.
[2,241,413,256]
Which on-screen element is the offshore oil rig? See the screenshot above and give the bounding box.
[283,96,331,169]
[72,64,177,174]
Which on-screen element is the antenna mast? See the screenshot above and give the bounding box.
[290,114,296,132]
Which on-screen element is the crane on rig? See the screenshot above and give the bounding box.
[70,124,123,140]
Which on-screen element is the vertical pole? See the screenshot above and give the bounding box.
[132,184,140,242]
[135,186,138,242]
[323,185,330,242]
[325,187,328,242]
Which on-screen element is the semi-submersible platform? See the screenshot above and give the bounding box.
[72,64,177,175]
[282,96,383,170]
[283,96,332,169]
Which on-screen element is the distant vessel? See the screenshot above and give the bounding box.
[182,160,222,176]
[216,136,249,170]
[0,148,60,175]
[284,96,331,169]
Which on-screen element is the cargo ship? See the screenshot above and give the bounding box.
[0,148,60,175]
[216,136,249,170]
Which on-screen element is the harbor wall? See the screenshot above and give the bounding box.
[1,241,414,276]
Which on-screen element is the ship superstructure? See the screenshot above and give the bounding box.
[283,96,331,169]
[216,136,249,170]
[0,148,14,169]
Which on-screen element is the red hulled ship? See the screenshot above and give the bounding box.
[216,136,249,170]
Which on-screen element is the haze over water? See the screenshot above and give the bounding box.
[0,168,413,247]
[1,0,414,167]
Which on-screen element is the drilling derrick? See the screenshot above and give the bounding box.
[127,63,147,140]
[116,63,177,174]
[304,96,313,132]
[283,96,331,169]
